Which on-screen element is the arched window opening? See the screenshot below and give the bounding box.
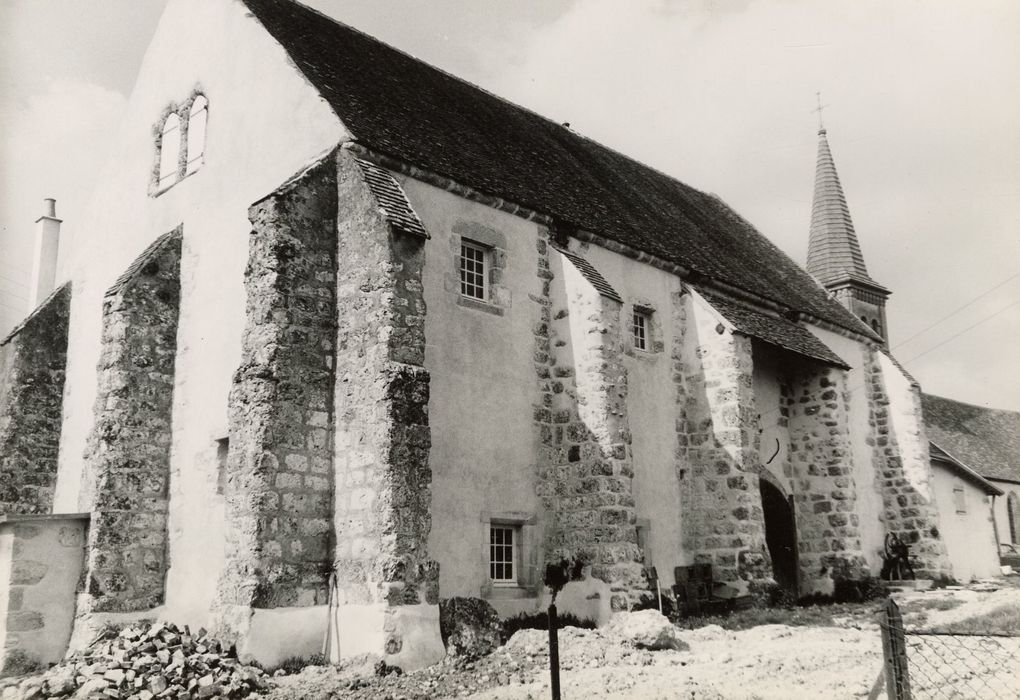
[186,96,208,175]
[860,315,868,324]
[1008,492,1020,545]
[158,113,182,189]
[871,319,881,334]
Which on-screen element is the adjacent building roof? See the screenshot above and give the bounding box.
[922,393,1020,484]
[242,0,879,340]
[806,129,887,293]
[928,442,1003,496]
[696,289,850,369]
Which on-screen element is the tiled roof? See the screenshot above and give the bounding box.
[106,228,182,298]
[353,157,429,239]
[806,130,887,292]
[922,393,1020,484]
[553,247,622,303]
[0,283,71,347]
[928,442,1003,496]
[241,0,877,339]
[696,289,850,369]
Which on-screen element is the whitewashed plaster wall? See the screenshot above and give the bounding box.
[577,242,687,587]
[751,351,792,493]
[50,0,345,628]
[929,465,999,581]
[402,177,544,613]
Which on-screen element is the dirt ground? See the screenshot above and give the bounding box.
[264,578,1020,700]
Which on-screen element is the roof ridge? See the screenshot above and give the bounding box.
[243,0,591,150]
[924,392,1020,416]
[240,0,888,340]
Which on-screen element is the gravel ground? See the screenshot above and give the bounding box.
[265,580,1020,700]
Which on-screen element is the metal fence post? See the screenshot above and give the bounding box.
[548,602,561,700]
[880,597,912,700]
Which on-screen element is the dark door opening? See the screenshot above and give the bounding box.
[760,479,798,596]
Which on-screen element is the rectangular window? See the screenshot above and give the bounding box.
[489,525,516,584]
[460,240,487,300]
[953,486,966,514]
[633,310,650,350]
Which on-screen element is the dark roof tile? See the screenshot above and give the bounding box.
[697,289,849,369]
[241,0,876,338]
[922,393,1020,484]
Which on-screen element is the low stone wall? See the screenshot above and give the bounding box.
[219,157,338,612]
[0,515,88,674]
[80,231,182,613]
[0,285,70,515]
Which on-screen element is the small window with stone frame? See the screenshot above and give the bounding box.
[953,486,966,514]
[489,524,519,585]
[632,308,652,351]
[459,239,489,301]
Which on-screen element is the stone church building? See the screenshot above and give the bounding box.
[0,0,1004,672]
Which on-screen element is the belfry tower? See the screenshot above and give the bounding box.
[807,125,891,342]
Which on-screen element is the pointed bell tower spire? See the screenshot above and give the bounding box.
[807,119,891,342]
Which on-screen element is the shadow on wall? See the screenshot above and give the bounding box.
[672,291,772,594]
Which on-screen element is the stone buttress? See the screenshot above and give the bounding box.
[786,364,869,594]
[864,349,950,579]
[218,157,337,620]
[536,242,645,610]
[673,291,771,587]
[330,148,443,668]
[79,230,182,613]
[0,285,71,515]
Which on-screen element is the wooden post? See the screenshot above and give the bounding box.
[880,598,912,700]
[548,603,561,700]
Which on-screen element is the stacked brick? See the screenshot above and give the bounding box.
[0,285,70,515]
[672,292,770,585]
[332,150,438,622]
[535,243,644,611]
[786,365,869,593]
[863,349,949,580]
[219,159,338,609]
[81,231,181,612]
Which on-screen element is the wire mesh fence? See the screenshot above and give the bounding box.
[879,597,1020,700]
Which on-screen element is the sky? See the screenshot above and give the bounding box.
[0,0,1017,410]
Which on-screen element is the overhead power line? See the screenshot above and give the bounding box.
[892,271,1020,351]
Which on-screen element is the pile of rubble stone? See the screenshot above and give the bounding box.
[2,622,267,699]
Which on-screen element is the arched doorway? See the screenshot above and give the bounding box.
[760,478,798,595]
[1008,492,1020,545]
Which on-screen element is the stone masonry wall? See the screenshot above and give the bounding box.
[0,518,87,673]
[0,286,70,515]
[80,231,181,612]
[332,150,438,620]
[536,245,644,611]
[673,292,771,586]
[864,349,949,579]
[786,364,869,594]
[219,158,338,610]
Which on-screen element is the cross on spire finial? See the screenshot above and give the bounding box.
[814,92,828,134]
